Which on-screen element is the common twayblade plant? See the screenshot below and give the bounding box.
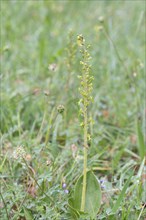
[77,34,94,211]
[68,35,101,219]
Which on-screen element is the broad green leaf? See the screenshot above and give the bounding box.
[71,171,102,218]
[137,120,145,160]
[111,170,134,214]
[68,198,80,220]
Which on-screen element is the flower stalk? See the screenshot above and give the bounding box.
[77,35,94,212]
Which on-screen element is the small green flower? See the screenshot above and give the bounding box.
[77,34,85,47]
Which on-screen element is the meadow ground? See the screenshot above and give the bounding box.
[0,0,145,219]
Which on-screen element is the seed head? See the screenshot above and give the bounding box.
[57,105,65,114]
[13,146,26,160]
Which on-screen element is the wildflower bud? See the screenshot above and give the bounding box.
[62,183,67,189]
[64,189,69,194]
[133,72,137,77]
[46,160,51,166]
[100,179,106,189]
[98,16,104,23]
[44,90,50,96]
[48,63,57,71]
[57,105,65,114]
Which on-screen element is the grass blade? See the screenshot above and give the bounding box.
[137,120,145,160]
[111,170,134,214]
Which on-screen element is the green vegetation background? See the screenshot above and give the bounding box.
[1,0,145,219]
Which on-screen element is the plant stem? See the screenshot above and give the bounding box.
[81,145,88,212]
[81,104,88,211]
